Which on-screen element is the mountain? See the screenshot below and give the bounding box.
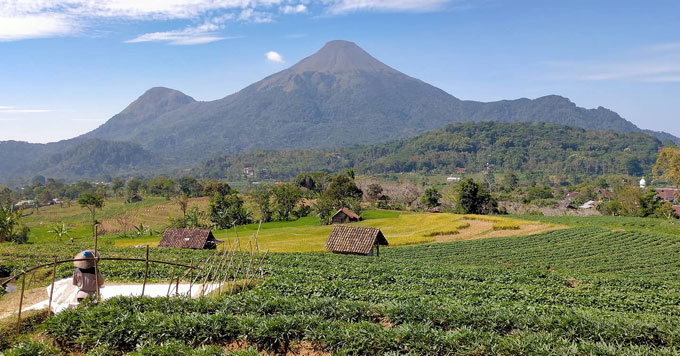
[197,122,663,181]
[0,40,676,182]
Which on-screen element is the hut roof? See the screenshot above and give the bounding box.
[325,225,388,255]
[159,228,220,249]
[333,208,360,220]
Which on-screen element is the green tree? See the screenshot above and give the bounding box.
[202,180,231,197]
[366,183,383,201]
[179,176,204,197]
[420,187,442,209]
[78,193,104,238]
[502,172,519,192]
[110,178,125,197]
[208,192,251,229]
[148,176,176,199]
[271,183,303,221]
[250,185,273,222]
[455,178,497,214]
[126,178,144,196]
[325,174,363,205]
[653,146,680,185]
[313,194,335,225]
[526,186,553,202]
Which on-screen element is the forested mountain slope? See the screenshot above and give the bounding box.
[198,122,662,180]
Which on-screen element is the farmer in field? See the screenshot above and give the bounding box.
[73,250,104,302]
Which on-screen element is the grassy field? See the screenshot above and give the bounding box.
[116,211,558,252]
[3,226,679,354]
[16,197,558,252]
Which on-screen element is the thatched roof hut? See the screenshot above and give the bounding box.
[159,229,221,249]
[325,225,388,256]
[331,208,361,224]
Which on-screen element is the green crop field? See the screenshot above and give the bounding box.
[2,225,680,355]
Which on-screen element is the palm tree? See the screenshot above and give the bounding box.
[48,222,71,242]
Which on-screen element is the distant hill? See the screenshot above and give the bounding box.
[29,139,160,180]
[0,40,675,182]
[197,122,662,181]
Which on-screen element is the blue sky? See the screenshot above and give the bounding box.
[1,0,679,142]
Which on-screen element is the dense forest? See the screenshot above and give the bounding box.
[197,122,663,181]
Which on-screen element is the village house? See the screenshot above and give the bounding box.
[325,225,388,256]
[331,208,362,224]
[159,229,222,249]
[656,187,679,203]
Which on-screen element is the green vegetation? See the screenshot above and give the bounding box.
[517,214,680,237]
[198,122,663,181]
[4,226,679,354]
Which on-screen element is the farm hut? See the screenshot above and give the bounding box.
[159,229,222,249]
[331,208,362,224]
[127,194,143,203]
[325,225,388,256]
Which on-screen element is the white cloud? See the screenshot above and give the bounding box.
[265,51,284,63]
[328,0,453,14]
[281,4,307,14]
[126,22,228,45]
[0,14,76,41]
[0,0,460,42]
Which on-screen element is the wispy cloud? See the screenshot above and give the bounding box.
[238,8,274,23]
[0,1,462,43]
[265,51,284,63]
[545,42,680,83]
[126,22,227,45]
[0,106,52,113]
[328,0,454,14]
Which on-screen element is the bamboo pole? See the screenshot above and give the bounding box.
[243,240,254,290]
[47,257,57,315]
[167,262,177,297]
[220,241,237,294]
[188,257,195,297]
[255,220,262,253]
[94,230,100,300]
[16,273,26,335]
[200,255,217,297]
[141,245,149,297]
[254,250,269,279]
[27,270,35,290]
[218,244,233,294]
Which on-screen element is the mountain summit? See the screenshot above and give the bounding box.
[288,40,399,74]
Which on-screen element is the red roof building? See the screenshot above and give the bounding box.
[656,187,679,203]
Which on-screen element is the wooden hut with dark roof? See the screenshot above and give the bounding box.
[325,225,388,256]
[159,228,221,249]
[331,208,362,224]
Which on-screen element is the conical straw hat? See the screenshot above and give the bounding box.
[73,250,99,269]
